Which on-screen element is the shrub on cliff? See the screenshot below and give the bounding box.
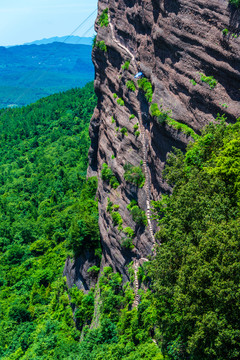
[126,80,136,92]
[92,35,97,47]
[98,8,109,27]
[199,73,218,89]
[101,163,120,189]
[127,200,148,226]
[111,212,123,228]
[122,60,130,70]
[150,103,172,123]
[137,78,153,102]
[106,198,123,230]
[150,103,161,117]
[229,0,240,7]
[124,163,145,188]
[133,123,139,131]
[117,98,125,106]
[95,40,107,52]
[120,127,128,136]
[130,206,148,226]
[121,227,135,249]
[150,102,199,140]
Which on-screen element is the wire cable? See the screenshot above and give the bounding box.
[62,8,97,44]
[81,24,95,38]
[0,8,98,118]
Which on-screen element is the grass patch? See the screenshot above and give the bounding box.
[150,103,199,140]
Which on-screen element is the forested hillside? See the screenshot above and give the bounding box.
[65,117,240,360]
[0,83,239,359]
[0,43,94,108]
[0,83,101,359]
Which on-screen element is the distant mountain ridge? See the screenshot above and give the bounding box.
[23,35,93,46]
[0,42,94,108]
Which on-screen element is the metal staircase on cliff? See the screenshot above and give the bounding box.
[108,13,157,307]
[109,14,157,249]
[136,106,156,249]
[132,259,140,308]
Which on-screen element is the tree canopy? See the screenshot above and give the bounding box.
[0,83,102,359]
[150,117,240,359]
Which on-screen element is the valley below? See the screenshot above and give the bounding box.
[0,42,94,108]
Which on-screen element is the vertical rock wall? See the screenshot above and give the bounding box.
[88,0,240,281]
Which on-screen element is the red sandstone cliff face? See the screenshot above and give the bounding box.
[87,0,240,281]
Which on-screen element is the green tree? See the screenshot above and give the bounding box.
[151,119,240,360]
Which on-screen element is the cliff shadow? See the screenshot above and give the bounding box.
[148,119,187,196]
[153,36,181,65]
[152,0,180,21]
[162,0,181,15]
[229,6,240,34]
[63,249,100,291]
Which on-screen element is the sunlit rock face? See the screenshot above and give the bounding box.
[88,0,240,281]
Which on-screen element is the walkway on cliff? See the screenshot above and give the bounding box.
[132,259,140,308]
[109,21,137,71]
[109,14,157,250]
[108,13,158,308]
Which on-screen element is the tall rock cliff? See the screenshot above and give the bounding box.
[88,0,240,281]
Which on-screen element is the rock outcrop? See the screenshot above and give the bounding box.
[87,0,240,282]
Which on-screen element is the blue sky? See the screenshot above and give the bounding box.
[0,0,98,46]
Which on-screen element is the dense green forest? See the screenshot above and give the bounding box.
[0,82,239,359]
[151,117,240,359]
[0,83,101,359]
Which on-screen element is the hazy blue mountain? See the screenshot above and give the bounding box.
[0,42,94,108]
[23,35,93,46]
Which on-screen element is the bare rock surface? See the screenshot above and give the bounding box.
[63,249,99,290]
[86,0,240,282]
